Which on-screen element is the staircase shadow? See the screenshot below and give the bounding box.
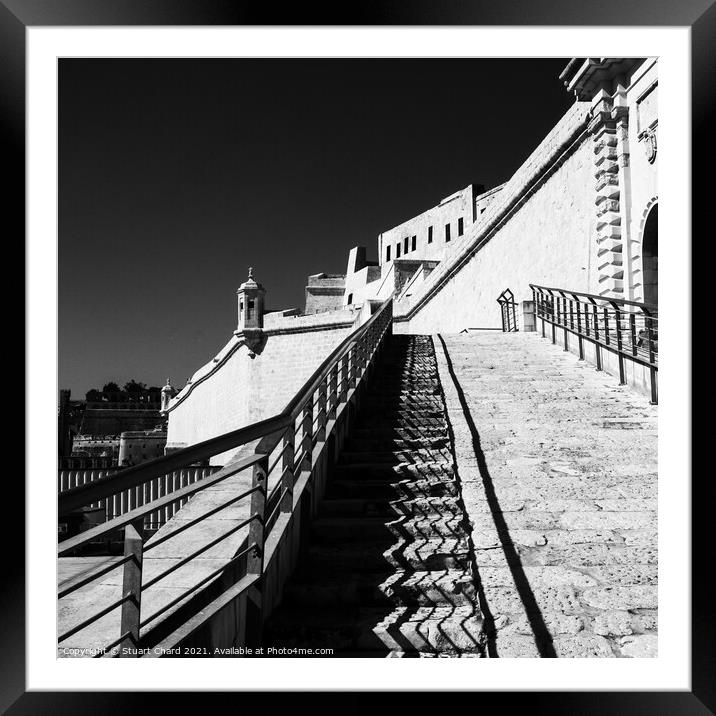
[261,335,483,658]
[437,334,557,659]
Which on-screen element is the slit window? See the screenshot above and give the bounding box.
[386,245,391,262]
[445,223,451,242]
[396,243,401,258]
[404,237,409,254]
[428,226,433,244]
[458,218,464,236]
[411,235,417,252]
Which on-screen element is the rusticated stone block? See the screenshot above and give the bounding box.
[595,173,619,192]
[596,211,621,230]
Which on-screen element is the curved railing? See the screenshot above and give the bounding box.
[530,284,658,403]
[57,298,393,657]
[497,288,518,332]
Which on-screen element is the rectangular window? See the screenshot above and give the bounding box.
[404,237,409,254]
[411,235,417,252]
[386,245,391,262]
[445,223,451,242]
[458,217,464,236]
[396,243,401,258]
[428,226,433,244]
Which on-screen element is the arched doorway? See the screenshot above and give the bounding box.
[642,203,658,306]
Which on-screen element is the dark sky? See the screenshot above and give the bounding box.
[59,58,573,396]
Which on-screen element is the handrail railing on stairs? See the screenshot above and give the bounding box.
[57,298,393,656]
[530,284,658,404]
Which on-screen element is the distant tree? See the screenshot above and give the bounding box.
[85,388,102,402]
[123,380,147,402]
[102,381,121,394]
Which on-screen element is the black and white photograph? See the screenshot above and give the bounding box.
[56,55,661,660]
[7,5,706,708]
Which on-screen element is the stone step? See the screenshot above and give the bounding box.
[350,426,448,440]
[326,476,460,500]
[356,415,447,430]
[363,393,443,406]
[345,436,449,452]
[264,605,484,654]
[311,515,470,542]
[333,461,455,480]
[283,568,477,608]
[339,448,454,466]
[332,461,456,480]
[367,378,441,398]
[319,496,462,519]
[304,537,473,573]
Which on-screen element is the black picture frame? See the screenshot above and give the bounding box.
[6,0,708,712]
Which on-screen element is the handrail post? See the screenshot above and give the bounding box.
[280,428,294,513]
[348,344,358,389]
[247,456,267,575]
[591,299,602,371]
[119,520,143,657]
[301,397,313,472]
[645,312,658,404]
[316,379,327,444]
[613,303,626,385]
[360,332,369,376]
[559,292,569,352]
[573,293,584,360]
[339,353,349,404]
[328,364,338,421]
[246,454,267,646]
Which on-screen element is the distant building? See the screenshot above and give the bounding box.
[118,428,167,466]
[71,435,121,462]
[59,382,168,466]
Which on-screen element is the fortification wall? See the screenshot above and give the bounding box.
[166,314,356,464]
[394,102,596,334]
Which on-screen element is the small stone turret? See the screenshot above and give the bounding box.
[160,378,177,412]
[237,267,266,331]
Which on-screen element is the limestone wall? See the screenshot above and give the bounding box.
[394,102,596,333]
[166,312,357,464]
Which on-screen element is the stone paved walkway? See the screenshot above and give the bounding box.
[434,331,658,658]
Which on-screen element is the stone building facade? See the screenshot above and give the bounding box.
[117,428,167,466]
[165,58,658,462]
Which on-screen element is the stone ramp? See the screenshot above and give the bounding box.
[434,331,657,658]
[263,335,485,657]
[57,446,264,657]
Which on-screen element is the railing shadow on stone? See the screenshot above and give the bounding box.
[530,284,658,404]
[259,335,483,657]
[57,299,393,657]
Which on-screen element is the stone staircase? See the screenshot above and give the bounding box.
[263,335,484,657]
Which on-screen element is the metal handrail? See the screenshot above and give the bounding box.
[58,297,394,656]
[530,284,658,404]
[530,283,658,314]
[58,299,392,517]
